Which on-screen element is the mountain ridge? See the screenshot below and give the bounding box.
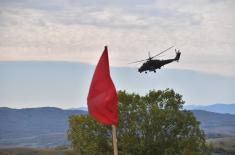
[184,103,235,114]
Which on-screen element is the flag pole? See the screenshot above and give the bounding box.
[112,125,118,155]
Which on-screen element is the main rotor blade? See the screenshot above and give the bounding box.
[151,46,174,59]
[128,58,148,64]
[128,45,174,64]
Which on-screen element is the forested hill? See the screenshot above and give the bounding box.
[0,107,234,148]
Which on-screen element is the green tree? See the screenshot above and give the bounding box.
[68,89,212,155]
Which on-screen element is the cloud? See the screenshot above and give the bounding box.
[0,0,235,77]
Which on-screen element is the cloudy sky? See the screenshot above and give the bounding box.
[1,0,235,77]
[0,0,235,108]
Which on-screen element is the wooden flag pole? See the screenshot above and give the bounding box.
[112,125,118,155]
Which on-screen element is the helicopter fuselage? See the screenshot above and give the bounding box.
[138,52,181,73]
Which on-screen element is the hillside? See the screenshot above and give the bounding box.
[191,110,235,137]
[0,107,235,148]
[0,107,86,148]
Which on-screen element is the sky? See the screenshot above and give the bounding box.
[0,0,235,108]
[0,0,235,77]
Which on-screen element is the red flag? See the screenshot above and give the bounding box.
[87,46,118,125]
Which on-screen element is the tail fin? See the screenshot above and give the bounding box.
[175,50,181,62]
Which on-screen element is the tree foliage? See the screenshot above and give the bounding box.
[68,89,212,155]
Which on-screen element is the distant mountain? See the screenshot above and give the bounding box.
[0,107,235,148]
[191,110,235,137]
[0,107,87,148]
[185,104,235,115]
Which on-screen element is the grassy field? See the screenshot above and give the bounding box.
[1,137,235,155]
[208,136,235,155]
[0,147,77,155]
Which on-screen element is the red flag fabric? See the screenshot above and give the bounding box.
[87,46,118,125]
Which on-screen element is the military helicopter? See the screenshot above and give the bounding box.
[129,46,181,73]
